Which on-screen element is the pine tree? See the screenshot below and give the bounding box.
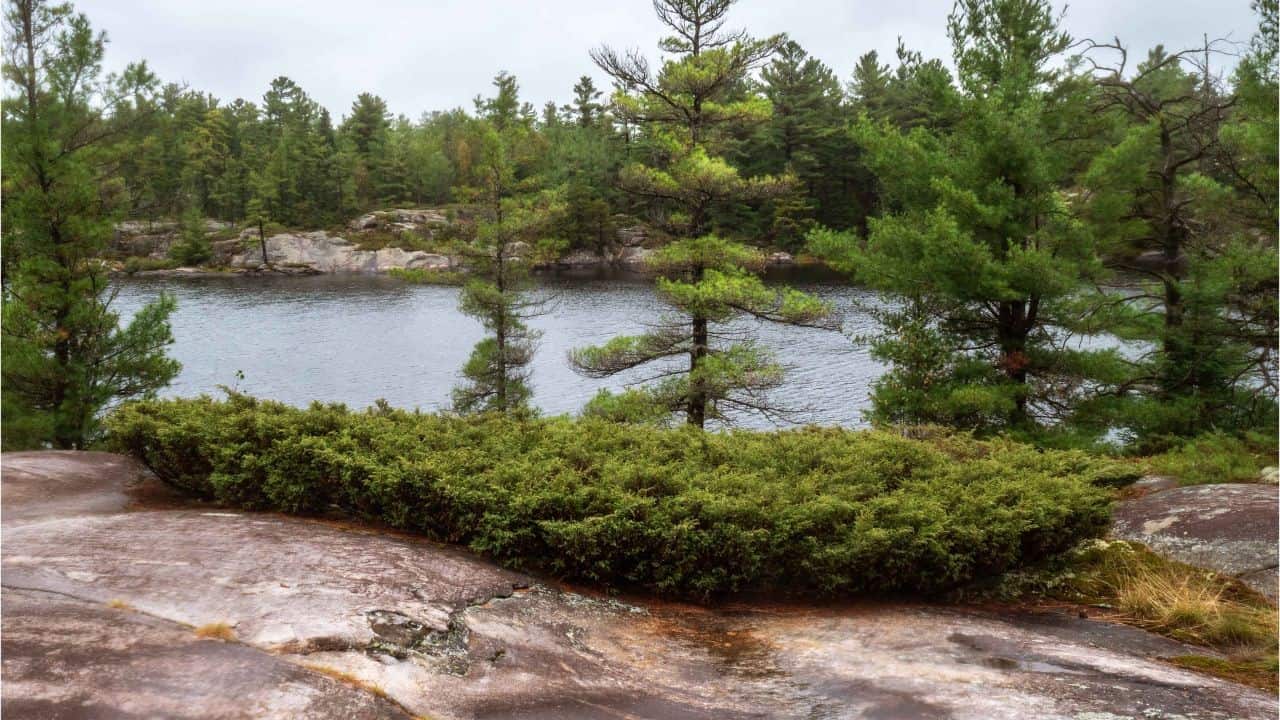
[570,75,603,127]
[1,0,179,449]
[1080,21,1278,438]
[756,40,850,238]
[169,207,212,266]
[848,50,892,118]
[475,71,523,131]
[810,0,1103,431]
[450,122,560,415]
[184,107,232,216]
[575,0,835,428]
[342,92,390,156]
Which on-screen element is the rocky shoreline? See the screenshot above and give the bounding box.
[109,209,798,278]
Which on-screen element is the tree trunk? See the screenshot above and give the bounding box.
[687,314,708,428]
[686,263,708,428]
[996,298,1035,422]
[1156,120,1189,392]
[258,220,268,267]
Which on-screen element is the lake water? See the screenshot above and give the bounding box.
[112,267,886,428]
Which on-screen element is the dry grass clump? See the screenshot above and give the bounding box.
[1112,561,1277,647]
[105,598,135,611]
[1051,540,1277,691]
[193,622,237,641]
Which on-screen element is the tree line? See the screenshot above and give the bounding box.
[2,0,1276,451]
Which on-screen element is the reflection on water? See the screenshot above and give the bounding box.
[111,266,884,428]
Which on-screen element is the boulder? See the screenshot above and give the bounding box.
[768,251,795,265]
[349,208,449,232]
[113,219,236,260]
[615,224,648,248]
[229,232,450,274]
[1128,250,1189,275]
[557,249,607,267]
[616,245,653,268]
[116,219,178,236]
[2,450,1275,720]
[349,212,381,230]
[1113,483,1279,601]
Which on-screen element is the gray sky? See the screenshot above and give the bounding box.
[77,0,1258,120]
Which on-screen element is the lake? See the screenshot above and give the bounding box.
[112,267,886,429]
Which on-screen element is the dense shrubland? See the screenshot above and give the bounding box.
[107,394,1124,598]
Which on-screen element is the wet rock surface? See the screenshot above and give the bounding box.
[1113,483,1279,601]
[3,451,1276,720]
[2,587,413,720]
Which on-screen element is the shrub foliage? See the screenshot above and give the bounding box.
[106,394,1118,598]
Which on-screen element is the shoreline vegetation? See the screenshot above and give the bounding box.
[108,394,1121,598]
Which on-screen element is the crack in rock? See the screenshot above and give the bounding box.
[363,584,531,673]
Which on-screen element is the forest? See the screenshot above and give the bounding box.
[3,0,1276,455]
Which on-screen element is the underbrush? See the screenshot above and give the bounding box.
[122,256,181,274]
[106,394,1122,599]
[1143,431,1277,486]
[353,229,444,253]
[388,267,466,284]
[977,539,1278,691]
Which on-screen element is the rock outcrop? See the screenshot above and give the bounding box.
[229,231,451,273]
[1113,483,1279,601]
[114,211,454,275]
[349,208,450,232]
[112,219,234,259]
[109,213,751,274]
[3,450,1274,720]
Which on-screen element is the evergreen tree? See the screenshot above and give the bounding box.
[342,92,390,156]
[169,207,212,266]
[475,71,523,131]
[1,0,179,449]
[570,75,603,127]
[1080,23,1278,438]
[184,107,232,216]
[756,40,853,238]
[451,122,560,415]
[848,50,892,118]
[575,0,835,428]
[810,0,1102,431]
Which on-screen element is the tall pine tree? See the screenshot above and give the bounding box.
[574,0,835,428]
[2,0,179,449]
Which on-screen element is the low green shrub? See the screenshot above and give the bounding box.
[1145,431,1276,485]
[122,256,180,274]
[354,229,443,253]
[388,267,467,285]
[106,394,1118,598]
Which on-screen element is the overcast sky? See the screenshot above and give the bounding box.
[76,0,1259,120]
